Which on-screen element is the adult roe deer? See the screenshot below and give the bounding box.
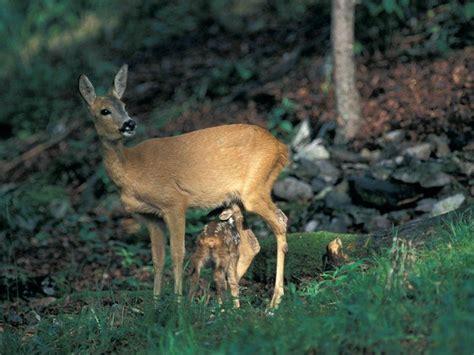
[78,65,289,307]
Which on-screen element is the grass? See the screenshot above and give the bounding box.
[2,219,473,354]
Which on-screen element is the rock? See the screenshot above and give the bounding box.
[292,158,321,180]
[419,171,451,188]
[457,160,474,177]
[294,138,330,161]
[304,220,319,232]
[431,193,466,217]
[314,186,333,200]
[291,119,312,152]
[367,215,391,231]
[393,161,452,187]
[392,167,422,184]
[415,198,437,213]
[316,121,337,141]
[402,143,433,160]
[311,177,327,193]
[382,129,405,143]
[428,134,451,158]
[347,205,380,226]
[387,210,411,224]
[329,146,365,163]
[324,190,352,210]
[326,217,349,233]
[360,148,382,162]
[371,158,403,181]
[273,177,313,202]
[312,159,341,184]
[349,176,422,209]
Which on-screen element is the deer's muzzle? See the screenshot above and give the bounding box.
[120,119,137,136]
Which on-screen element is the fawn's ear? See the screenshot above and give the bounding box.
[219,209,233,221]
[112,64,128,99]
[78,74,96,106]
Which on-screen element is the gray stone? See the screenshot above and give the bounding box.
[428,134,451,158]
[393,160,453,187]
[311,177,327,193]
[324,190,352,210]
[273,177,314,202]
[325,217,349,233]
[372,158,403,180]
[387,210,411,224]
[360,148,382,162]
[304,220,319,232]
[314,186,333,200]
[420,172,451,188]
[403,143,433,160]
[292,159,321,180]
[330,146,366,163]
[415,198,437,213]
[347,205,380,226]
[432,193,466,217]
[312,159,341,184]
[350,176,421,209]
[457,160,474,177]
[392,167,422,184]
[294,138,330,161]
[383,129,405,143]
[367,215,392,231]
[291,119,312,153]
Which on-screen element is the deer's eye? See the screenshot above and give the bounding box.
[100,109,111,116]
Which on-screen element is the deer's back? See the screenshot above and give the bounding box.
[124,124,288,208]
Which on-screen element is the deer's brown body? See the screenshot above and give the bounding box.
[78,65,289,307]
[189,204,260,307]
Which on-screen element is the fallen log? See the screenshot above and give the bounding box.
[250,204,473,282]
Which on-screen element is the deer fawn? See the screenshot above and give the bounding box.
[78,65,289,308]
[189,204,260,307]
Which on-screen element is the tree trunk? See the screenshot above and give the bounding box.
[250,204,473,282]
[332,0,362,143]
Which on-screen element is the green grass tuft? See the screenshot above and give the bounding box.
[2,220,473,354]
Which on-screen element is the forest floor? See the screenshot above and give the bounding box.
[1,20,473,351]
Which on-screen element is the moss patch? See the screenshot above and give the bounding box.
[250,232,361,282]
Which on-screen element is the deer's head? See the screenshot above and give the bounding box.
[78,65,136,141]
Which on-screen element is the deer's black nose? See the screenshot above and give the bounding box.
[120,119,136,132]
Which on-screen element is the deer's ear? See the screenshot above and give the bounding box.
[78,74,96,106]
[219,209,233,221]
[112,64,128,99]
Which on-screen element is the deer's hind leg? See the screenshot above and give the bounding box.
[242,192,287,309]
[226,253,240,308]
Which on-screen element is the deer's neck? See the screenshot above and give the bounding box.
[100,139,128,187]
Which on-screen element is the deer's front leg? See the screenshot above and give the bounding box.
[149,223,166,297]
[136,215,166,297]
[164,210,186,296]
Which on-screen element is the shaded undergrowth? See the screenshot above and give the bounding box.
[2,220,473,354]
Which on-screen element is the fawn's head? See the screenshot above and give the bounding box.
[78,65,136,141]
[219,204,244,224]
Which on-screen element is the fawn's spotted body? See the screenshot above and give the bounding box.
[189,205,260,307]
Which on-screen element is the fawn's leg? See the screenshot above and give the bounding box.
[188,247,207,301]
[213,260,227,305]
